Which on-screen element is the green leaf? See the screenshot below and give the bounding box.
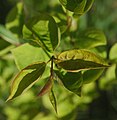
[0,24,20,45]
[38,78,53,96]
[55,70,83,96]
[83,69,104,84]
[49,89,57,113]
[109,43,117,62]
[76,29,107,49]
[55,49,109,72]
[6,2,24,37]
[22,25,34,40]
[59,0,94,16]
[11,43,49,70]
[26,14,60,52]
[0,45,15,57]
[7,62,46,101]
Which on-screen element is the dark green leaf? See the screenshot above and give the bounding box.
[49,89,57,113]
[26,14,60,52]
[76,29,107,49]
[7,62,46,101]
[59,0,94,16]
[55,70,83,96]
[55,49,109,72]
[83,69,104,84]
[38,78,53,96]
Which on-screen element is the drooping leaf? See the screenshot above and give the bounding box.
[7,62,46,101]
[109,43,117,62]
[0,24,20,45]
[49,88,57,113]
[59,0,94,16]
[55,70,83,96]
[55,49,109,72]
[26,14,60,52]
[11,43,49,70]
[83,69,104,84]
[38,78,53,97]
[75,29,107,49]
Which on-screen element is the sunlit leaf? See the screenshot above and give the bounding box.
[12,43,49,70]
[7,62,46,101]
[109,43,117,62]
[59,0,94,16]
[49,89,57,113]
[83,69,104,84]
[26,14,60,52]
[55,49,109,72]
[22,25,34,40]
[38,78,53,96]
[76,29,107,49]
[55,70,82,96]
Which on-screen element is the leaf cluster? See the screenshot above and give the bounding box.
[0,0,111,113]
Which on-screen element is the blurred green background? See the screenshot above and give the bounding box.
[0,0,117,120]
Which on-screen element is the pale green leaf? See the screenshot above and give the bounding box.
[109,43,117,62]
[22,25,34,40]
[7,62,46,101]
[76,29,107,49]
[12,43,49,70]
[55,49,109,72]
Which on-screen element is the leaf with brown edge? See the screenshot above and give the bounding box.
[6,62,46,101]
[38,78,53,97]
[55,49,109,72]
